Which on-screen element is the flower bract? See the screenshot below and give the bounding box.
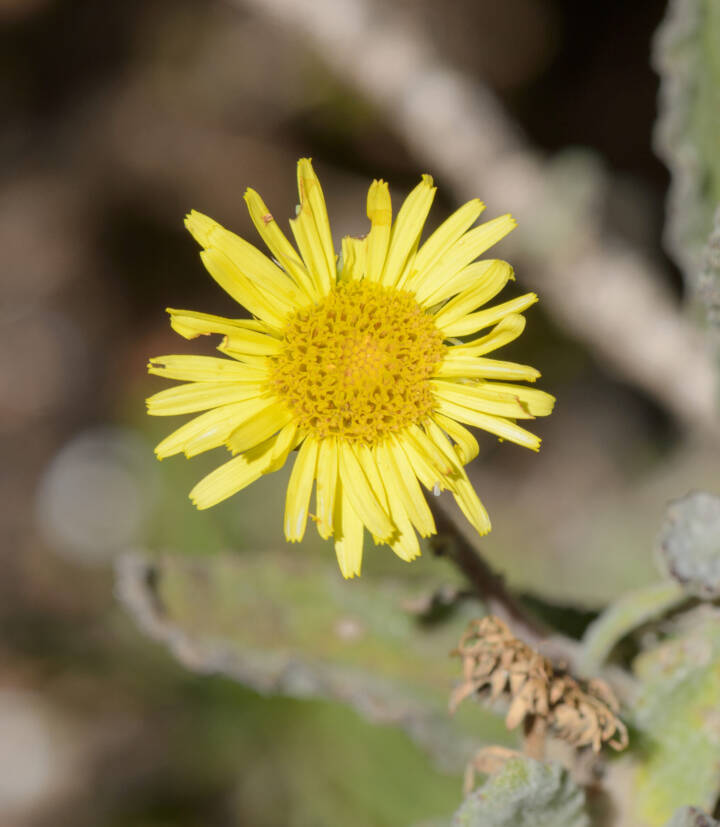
[147,159,554,577]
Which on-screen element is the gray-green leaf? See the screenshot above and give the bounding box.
[629,606,720,824]
[653,0,720,317]
[657,490,720,597]
[665,807,720,827]
[115,549,510,769]
[452,756,589,827]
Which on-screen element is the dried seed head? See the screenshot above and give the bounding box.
[451,616,628,754]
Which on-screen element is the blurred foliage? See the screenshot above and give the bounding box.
[654,0,720,322]
[628,607,720,825]
[116,549,512,771]
[451,756,589,827]
[577,581,685,675]
[665,807,720,827]
[3,590,461,827]
[698,208,720,341]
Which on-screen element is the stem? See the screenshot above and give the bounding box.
[577,580,687,676]
[428,496,548,646]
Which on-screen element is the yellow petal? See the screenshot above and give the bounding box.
[421,423,491,536]
[190,452,268,510]
[415,259,491,307]
[266,421,302,472]
[147,381,266,416]
[419,419,464,478]
[244,187,318,300]
[431,261,514,328]
[340,235,367,281]
[389,503,421,562]
[290,208,332,297]
[190,431,296,510]
[381,174,435,288]
[408,423,457,476]
[432,413,479,464]
[394,235,421,290]
[154,398,271,459]
[449,314,526,358]
[214,328,283,357]
[185,210,306,308]
[435,354,541,382]
[184,209,216,247]
[315,437,338,539]
[333,480,364,578]
[292,158,336,294]
[433,397,541,451]
[166,309,274,341]
[452,471,492,536]
[430,379,538,420]
[358,443,420,562]
[438,293,538,337]
[216,339,276,368]
[399,429,451,491]
[338,443,395,541]
[365,180,392,282]
[284,437,319,542]
[147,355,267,383]
[200,248,288,328]
[226,399,294,455]
[478,382,555,416]
[413,214,516,297]
[376,439,435,537]
[409,198,486,287]
[353,443,391,511]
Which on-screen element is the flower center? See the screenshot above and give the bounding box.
[270,280,445,442]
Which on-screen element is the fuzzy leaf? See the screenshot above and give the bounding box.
[629,607,720,825]
[653,0,720,320]
[451,756,589,827]
[657,490,720,597]
[115,550,510,769]
[697,208,720,339]
[665,807,720,827]
[578,580,686,675]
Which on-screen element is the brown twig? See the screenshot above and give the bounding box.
[428,495,548,646]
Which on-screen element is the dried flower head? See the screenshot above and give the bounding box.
[147,159,554,578]
[451,616,628,754]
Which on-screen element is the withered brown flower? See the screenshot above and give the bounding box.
[451,616,628,755]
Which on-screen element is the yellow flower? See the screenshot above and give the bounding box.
[147,159,554,578]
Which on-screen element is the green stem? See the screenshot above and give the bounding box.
[578,580,687,676]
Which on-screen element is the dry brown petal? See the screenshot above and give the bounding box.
[509,671,528,696]
[449,680,480,713]
[549,679,565,705]
[587,678,620,712]
[553,703,582,730]
[530,680,550,716]
[609,721,629,750]
[505,693,530,730]
[489,668,509,701]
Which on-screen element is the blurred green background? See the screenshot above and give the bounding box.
[2,0,718,824]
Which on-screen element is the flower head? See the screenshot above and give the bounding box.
[147,159,554,577]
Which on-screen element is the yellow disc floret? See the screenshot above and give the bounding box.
[270,280,445,442]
